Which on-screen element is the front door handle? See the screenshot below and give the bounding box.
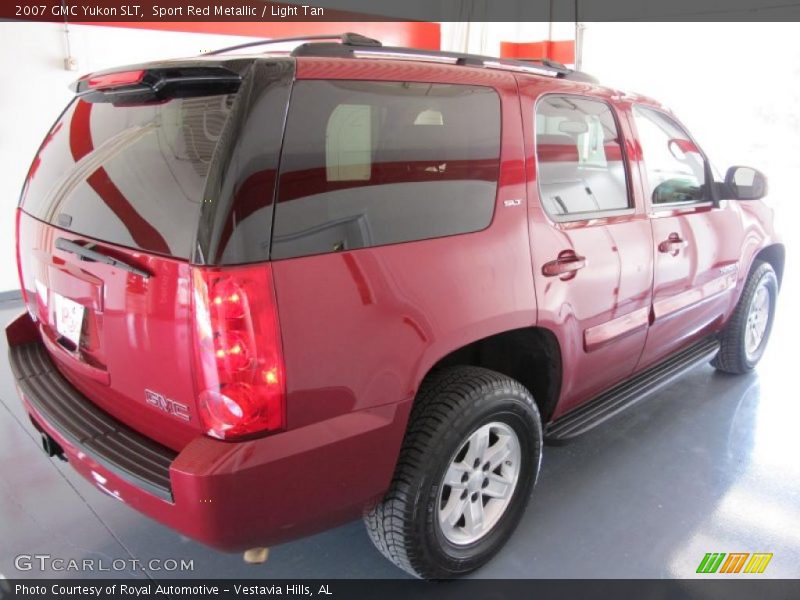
[658,233,689,255]
[542,250,587,279]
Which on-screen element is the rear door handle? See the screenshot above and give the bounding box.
[658,233,689,255]
[542,250,587,279]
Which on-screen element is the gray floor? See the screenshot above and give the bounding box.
[1,270,798,580]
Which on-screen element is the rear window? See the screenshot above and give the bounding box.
[271,80,501,260]
[21,93,238,259]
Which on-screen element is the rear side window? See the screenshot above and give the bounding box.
[271,80,501,260]
[21,94,239,259]
[535,95,630,219]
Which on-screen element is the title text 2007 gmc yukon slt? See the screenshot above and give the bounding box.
[8,35,783,578]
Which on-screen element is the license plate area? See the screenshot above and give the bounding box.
[53,292,85,350]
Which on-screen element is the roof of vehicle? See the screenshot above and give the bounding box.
[73,32,600,93]
[70,33,675,114]
[228,32,600,83]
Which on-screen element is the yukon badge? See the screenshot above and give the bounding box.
[145,389,190,422]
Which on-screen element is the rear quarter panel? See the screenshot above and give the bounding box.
[273,59,535,434]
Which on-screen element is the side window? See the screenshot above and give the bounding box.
[632,106,707,205]
[535,95,630,219]
[272,80,501,260]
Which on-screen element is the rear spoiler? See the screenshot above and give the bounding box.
[70,65,243,103]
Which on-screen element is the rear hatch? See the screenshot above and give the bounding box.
[15,58,290,450]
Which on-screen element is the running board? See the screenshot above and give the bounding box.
[545,337,720,443]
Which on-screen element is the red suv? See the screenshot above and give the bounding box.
[8,34,783,578]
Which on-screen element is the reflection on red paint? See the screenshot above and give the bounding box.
[68,100,170,254]
[342,253,374,305]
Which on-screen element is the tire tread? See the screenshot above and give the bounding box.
[364,366,540,578]
[713,260,776,374]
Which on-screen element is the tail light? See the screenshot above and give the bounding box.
[84,70,145,90]
[191,264,286,440]
[70,67,241,101]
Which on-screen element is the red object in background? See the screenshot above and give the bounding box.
[669,137,702,155]
[81,21,441,50]
[501,39,575,64]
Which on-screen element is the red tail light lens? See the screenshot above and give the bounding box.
[191,264,285,440]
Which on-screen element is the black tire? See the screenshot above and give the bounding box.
[712,260,778,374]
[364,366,542,579]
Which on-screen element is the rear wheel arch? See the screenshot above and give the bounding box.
[417,327,562,423]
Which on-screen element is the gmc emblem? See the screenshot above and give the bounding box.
[144,389,191,422]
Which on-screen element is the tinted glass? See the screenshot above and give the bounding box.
[272,80,501,260]
[535,95,629,218]
[195,60,293,265]
[21,93,239,259]
[632,106,707,204]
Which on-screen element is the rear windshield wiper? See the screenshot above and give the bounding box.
[55,238,151,279]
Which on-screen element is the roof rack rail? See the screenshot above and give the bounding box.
[204,32,381,56]
[205,31,598,83]
[519,57,569,70]
[290,37,597,83]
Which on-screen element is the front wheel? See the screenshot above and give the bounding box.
[364,366,542,579]
[713,260,778,374]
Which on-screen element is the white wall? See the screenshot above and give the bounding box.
[0,23,262,293]
[581,23,799,213]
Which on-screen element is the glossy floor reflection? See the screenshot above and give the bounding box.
[1,267,797,579]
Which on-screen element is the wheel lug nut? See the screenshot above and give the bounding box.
[471,492,479,502]
[460,489,468,500]
[482,478,489,488]
[461,472,469,483]
[482,462,490,471]
[473,458,481,468]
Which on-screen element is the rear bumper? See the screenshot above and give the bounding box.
[7,312,411,551]
[11,339,177,500]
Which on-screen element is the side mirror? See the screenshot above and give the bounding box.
[725,166,767,200]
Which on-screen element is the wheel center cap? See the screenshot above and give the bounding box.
[467,471,482,493]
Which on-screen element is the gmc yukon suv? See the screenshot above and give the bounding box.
[8,34,783,578]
